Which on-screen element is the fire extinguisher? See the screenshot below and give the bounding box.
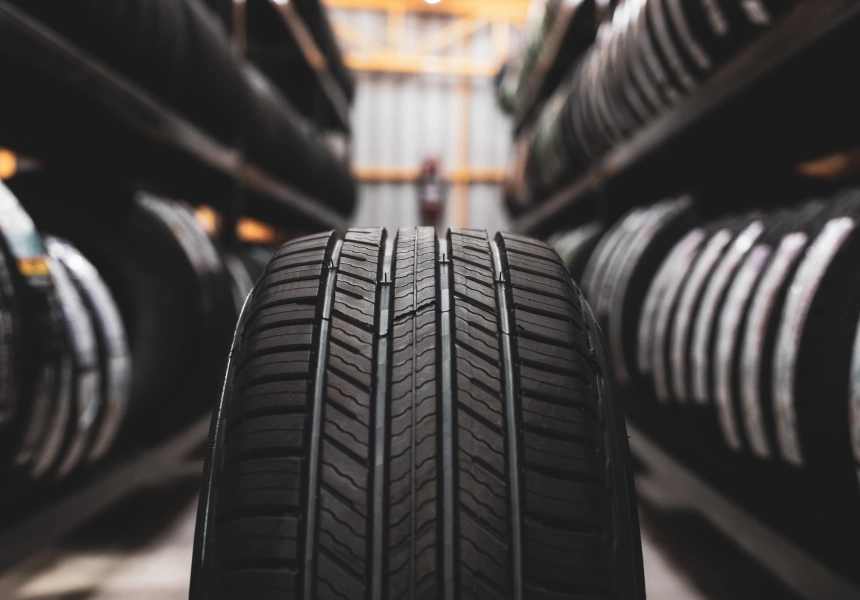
[417,158,446,225]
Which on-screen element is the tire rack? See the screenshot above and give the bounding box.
[625,362,860,598]
[513,0,860,236]
[513,0,860,594]
[0,0,350,571]
[0,414,211,573]
[629,422,860,600]
[0,0,350,236]
[259,0,352,133]
[512,0,596,136]
[222,0,353,133]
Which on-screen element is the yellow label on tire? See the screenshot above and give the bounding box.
[17,256,50,277]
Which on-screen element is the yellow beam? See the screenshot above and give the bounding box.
[323,0,530,23]
[332,20,386,53]
[343,52,500,76]
[353,166,505,183]
[414,18,487,55]
[453,34,471,228]
[491,19,510,61]
[387,6,406,49]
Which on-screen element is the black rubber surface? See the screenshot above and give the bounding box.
[290,0,356,101]
[549,222,604,283]
[238,244,276,284]
[191,227,644,599]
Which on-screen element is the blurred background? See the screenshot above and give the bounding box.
[1,0,860,598]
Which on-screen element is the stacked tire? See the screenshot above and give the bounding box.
[570,189,860,583]
[548,221,604,282]
[10,0,355,214]
[511,0,799,211]
[0,181,130,482]
[0,180,252,488]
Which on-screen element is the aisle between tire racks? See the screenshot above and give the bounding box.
[0,177,277,536]
[549,189,860,590]
[190,227,646,599]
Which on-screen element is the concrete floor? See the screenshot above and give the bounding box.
[0,475,800,600]
[0,479,199,600]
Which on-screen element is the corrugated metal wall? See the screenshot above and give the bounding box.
[332,8,517,234]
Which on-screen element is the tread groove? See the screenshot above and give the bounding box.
[519,388,599,420]
[225,405,307,433]
[327,364,373,394]
[409,231,418,600]
[490,237,524,600]
[370,236,394,600]
[518,358,591,384]
[237,372,310,392]
[521,422,599,449]
[322,433,369,468]
[303,238,344,600]
[235,344,314,373]
[438,237,457,600]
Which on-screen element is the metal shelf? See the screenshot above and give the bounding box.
[0,414,210,572]
[514,0,860,235]
[0,0,349,233]
[265,0,352,133]
[630,422,860,600]
[513,0,594,135]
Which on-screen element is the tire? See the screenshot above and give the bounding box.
[106,193,236,432]
[638,225,705,404]
[638,0,682,106]
[548,221,604,283]
[773,195,860,470]
[0,236,18,426]
[40,238,102,480]
[50,237,131,464]
[238,244,276,283]
[604,197,697,386]
[191,227,645,599]
[689,216,766,405]
[223,252,256,319]
[768,194,860,579]
[711,209,796,453]
[581,207,645,312]
[666,215,753,404]
[19,186,237,438]
[0,183,67,479]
